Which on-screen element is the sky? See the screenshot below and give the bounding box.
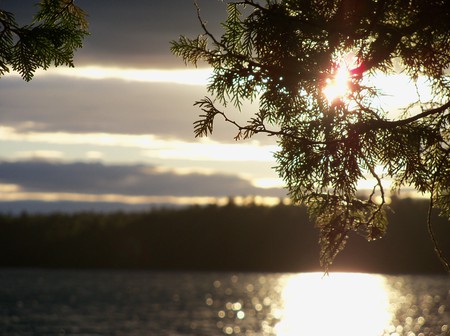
[0,0,288,211]
[0,1,434,212]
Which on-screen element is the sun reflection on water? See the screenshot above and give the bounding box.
[208,273,448,336]
[274,273,391,336]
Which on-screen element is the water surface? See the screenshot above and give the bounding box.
[0,269,448,335]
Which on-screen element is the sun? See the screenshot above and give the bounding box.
[322,54,360,104]
[323,66,351,103]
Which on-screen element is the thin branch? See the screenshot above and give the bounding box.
[385,100,450,128]
[359,149,386,229]
[427,188,450,273]
[0,12,22,36]
[197,96,450,152]
[192,0,267,76]
[427,153,450,273]
[193,0,223,48]
[197,97,328,145]
[241,0,266,11]
[47,0,76,24]
[353,100,450,135]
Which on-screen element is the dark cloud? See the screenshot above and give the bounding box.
[0,1,266,143]
[0,76,203,139]
[1,0,229,68]
[0,1,283,205]
[75,0,225,68]
[0,160,286,198]
[0,75,262,142]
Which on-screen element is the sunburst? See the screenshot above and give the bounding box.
[322,54,360,104]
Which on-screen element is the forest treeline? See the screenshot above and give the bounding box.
[0,198,449,274]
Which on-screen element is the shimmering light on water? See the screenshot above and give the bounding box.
[274,273,391,336]
[0,270,448,335]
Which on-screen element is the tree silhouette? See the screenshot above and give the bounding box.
[172,0,450,271]
[0,0,88,81]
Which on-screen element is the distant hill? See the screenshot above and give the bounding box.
[0,199,448,274]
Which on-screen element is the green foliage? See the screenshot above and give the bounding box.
[171,0,450,271]
[307,194,388,268]
[0,0,88,81]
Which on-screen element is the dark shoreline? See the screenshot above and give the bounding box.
[1,198,449,274]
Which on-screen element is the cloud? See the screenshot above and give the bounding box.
[0,1,269,143]
[0,126,277,162]
[74,0,230,68]
[2,0,229,68]
[0,0,284,209]
[0,76,204,139]
[0,160,286,198]
[47,67,213,85]
[0,74,262,142]
[14,150,65,160]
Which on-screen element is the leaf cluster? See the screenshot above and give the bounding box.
[171,0,450,271]
[0,0,88,81]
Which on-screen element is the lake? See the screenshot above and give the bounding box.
[0,269,448,335]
